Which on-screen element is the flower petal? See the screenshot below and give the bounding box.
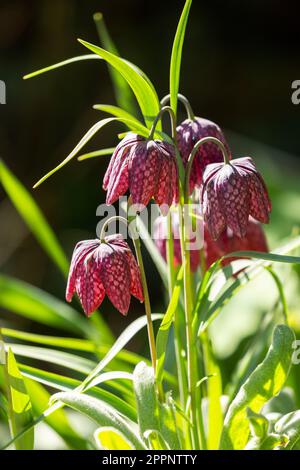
[125,251,144,302]
[100,247,131,315]
[129,141,161,210]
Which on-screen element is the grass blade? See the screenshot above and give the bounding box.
[93,12,137,115]
[169,0,192,116]
[23,55,100,79]
[4,348,34,449]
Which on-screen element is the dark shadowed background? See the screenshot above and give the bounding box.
[1,0,300,343]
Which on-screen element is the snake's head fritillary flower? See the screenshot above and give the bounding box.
[201,157,271,240]
[176,117,230,191]
[103,133,178,215]
[204,218,268,268]
[66,234,143,316]
[154,211,200,272]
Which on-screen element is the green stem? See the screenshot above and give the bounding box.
[100,215,157,372]
[178,203,200,449]
[185,137,230,194]
[166,212,186,407]
[160,93,195,121]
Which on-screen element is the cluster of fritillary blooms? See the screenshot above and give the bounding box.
[66,103,271,316]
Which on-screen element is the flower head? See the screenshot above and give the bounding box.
[204,218,268,268]
[103,133,178,214]
[177,117,229,191]
[66,234,143,316]
[201,157,271,240]
[154,212,201,272]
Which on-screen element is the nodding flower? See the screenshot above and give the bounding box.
[66,234,144,316]
[177,117,230,192]
[201,156,271,240]
[103,133,178,215]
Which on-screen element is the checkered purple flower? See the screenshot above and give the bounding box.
[201,157,271,240]
[177,117,229,191]
[103,133,178,214]
[66,234,144,316]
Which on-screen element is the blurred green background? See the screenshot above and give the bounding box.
[1,0,300,378]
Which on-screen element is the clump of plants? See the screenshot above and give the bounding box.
[1,0,300,451]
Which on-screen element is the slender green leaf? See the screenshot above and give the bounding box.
[169,0,192,116]
[80,314,162,391]
[78,147,115,161]
[0,274,93,338]
[2,328,175,387]
[93,12,137,115]
[19,364,136,422]
[93,104,149,134]
[33,117,149,188]
[0,160,68,276]
[6,343,96,375]
[51,392,146,449]
[24,379,88,449]
[23,54,100,79]
[220,325,295,450]
[5,348,34,450]
[225,250,300,264]
[94,426,134,450]
[199,236,300,332]
[78,39,161,129]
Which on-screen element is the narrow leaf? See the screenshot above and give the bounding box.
[78,39,161,129]
[5,348,34,450]
[93,12,137,115]
[169,0,192,116]
[23,54,100,79]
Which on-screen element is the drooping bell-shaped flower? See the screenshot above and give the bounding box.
[204,218,268,268]
[154,211,201,272]
[201,157,271,240]
[66,234,144,316]
[103,133,178,214]
[176,117,230,191]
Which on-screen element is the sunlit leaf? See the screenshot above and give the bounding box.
[78,147,115,162]
[24,379,88,449]
[23,54,100,79]
[33,116,150,188]
[169,0,192,116]
[93,12,137,115]
[220,325,295,450]
[78,39,161,129]
[94,426,134,450]
[5,348,34,450]
[51,392,146,449]
[133,362,159,438]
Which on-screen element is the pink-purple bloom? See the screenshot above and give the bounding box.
[177,117,229,191]
[103,133,178,214]
[66,234,144,316]
[201,157,271,240]
[204,218,269,268]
